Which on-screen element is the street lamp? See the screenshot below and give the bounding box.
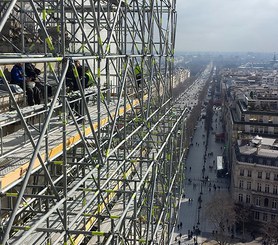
[197,196,202,225]
[197,204,201,225]
[202,165,205,179]
[200,182,203,195]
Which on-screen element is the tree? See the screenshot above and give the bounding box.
[204,193,236,245]
[234,203,252,241]
[261,218,278,245]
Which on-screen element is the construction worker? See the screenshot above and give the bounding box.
[84,65,94,88]
[134,63,142,87]
[66,60,82,91]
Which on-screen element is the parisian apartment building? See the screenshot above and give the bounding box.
[222,68,278,223]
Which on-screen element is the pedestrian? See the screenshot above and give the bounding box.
[178,241,181,245]
[180,222,183,228]
[177,224,180,230]
[189,167,191,171]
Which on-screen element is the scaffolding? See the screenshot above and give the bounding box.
[0,1,187,244]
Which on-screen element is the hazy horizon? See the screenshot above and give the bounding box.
[175,0,278,53]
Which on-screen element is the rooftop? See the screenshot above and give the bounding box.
[237,135,278,159]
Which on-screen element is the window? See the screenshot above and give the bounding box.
[247,170,252,177]
[265,184,270,193]
[240,169,244,176]
[258,172,262,179]
[264,198,269,207]
[266,172,270,180]
[254,211,260,220]
[238,194,243,202]
[274,174,278,181]
[239,180,244,189]
[263,213,268,222]
[246,195,250,204]
[257,183,262,192]
[247,181,251,190]
[256,198,261,206]
[271,214,276,220]
[272,200,277,209]
[274,186,278,194]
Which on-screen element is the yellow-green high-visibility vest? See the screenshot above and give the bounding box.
[86,71,94,86]
[135,65,141,76]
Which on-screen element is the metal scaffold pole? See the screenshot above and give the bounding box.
[0,0,185,244]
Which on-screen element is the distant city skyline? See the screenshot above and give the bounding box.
[175,0,278,53]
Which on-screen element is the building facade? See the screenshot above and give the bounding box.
[223,71,278,223]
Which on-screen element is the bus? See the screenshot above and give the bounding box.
[217,156,226,178]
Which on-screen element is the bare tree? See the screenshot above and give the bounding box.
[261,218,278,245]
[204,193,236,245]
[234,203,252,241]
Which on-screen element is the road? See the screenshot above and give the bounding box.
[172,104,229,244]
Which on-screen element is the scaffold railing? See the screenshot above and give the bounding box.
[0,0,182,244]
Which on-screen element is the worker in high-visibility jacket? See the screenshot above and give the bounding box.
[84,65,95,88]
[134,63,142,87]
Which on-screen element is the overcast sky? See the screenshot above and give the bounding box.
[175,0,278,53]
